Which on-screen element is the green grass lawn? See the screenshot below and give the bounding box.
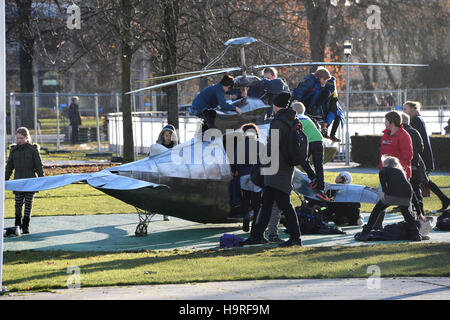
[3,243,450,292]
[4,184,136,218]
[3,173,449,218]
[3,171,450,293]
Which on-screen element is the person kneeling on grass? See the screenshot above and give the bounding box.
[313,171,364,226]
[355,156,422,242]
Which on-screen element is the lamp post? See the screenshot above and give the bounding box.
[344,39,352,165]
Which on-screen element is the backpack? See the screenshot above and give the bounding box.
[220,234,244,248]
[278,117,309,166]
[436,210,450,231]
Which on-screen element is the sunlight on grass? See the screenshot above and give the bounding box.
[3,243,450,292]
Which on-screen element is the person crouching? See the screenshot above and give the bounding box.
[356,156,421,241]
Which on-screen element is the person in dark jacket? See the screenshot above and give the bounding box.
[403,101,450,211]
[231,123,265,232]
[314,76,343,142]
[401,113,427,220]
[356,156,421,241]
[191,75,242,117]
[243,91,302,247]
[5,127,44,234]
[68,96,82,144]
[292,66,331,115]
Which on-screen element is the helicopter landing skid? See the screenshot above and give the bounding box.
[135,207,157,237]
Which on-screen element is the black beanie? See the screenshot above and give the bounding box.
[273,91,291,108]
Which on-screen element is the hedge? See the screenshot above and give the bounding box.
[351,134,450,171]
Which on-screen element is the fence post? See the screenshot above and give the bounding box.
[10,92,15,142]
[94,94,101,152]
[56,92,60,150]
[115,93,120,156]
[33,90,38,143]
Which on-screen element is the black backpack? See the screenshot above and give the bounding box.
[279,117,309,166]
[436,210,450,231]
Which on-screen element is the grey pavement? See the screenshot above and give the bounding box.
[3,212,450,252]
[2,277,450,300]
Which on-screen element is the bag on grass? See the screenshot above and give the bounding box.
[220,234,244,248]
[435,210,450,231]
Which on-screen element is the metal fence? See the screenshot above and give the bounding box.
[5,88,450,159]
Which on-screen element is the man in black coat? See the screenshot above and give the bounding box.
[68,96,82,144]
[401,113,427,220]
[403,101,449,211]
[243,91,302,247]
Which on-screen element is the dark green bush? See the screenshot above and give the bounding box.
[351,135,450,170]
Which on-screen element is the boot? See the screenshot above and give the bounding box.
[355,225,371,241]
[440,197,450,212]
[22,216,30,234]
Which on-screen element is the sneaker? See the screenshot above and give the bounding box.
[316,190,330,202]
[421,235,430,240]
[242,237,269,246]
[278,238,302,247]
[268,235,285,244]
[410,234,422,242]
[356,215,365,226]
[355,231,369,241]
[439,198,450,212]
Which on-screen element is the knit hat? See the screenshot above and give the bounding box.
[273,91,291,108]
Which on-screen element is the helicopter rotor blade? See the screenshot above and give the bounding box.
[136,68,234,82]
[252,62,429,69]
[126,67,242,95]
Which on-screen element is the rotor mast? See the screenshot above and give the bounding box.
[240,46,247,76]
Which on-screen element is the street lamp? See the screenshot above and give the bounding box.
[344,39,352,165]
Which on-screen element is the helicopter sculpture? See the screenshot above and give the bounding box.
[5,37,427,236]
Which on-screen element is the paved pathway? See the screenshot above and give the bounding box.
[2,277,450,300]
[2,212,449,252]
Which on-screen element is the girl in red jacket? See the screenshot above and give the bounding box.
[379,111,413,178]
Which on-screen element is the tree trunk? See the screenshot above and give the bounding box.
[162,0,180,130]
[121,0,135,163]
[304,0,330,71]
[16,0,34,128]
